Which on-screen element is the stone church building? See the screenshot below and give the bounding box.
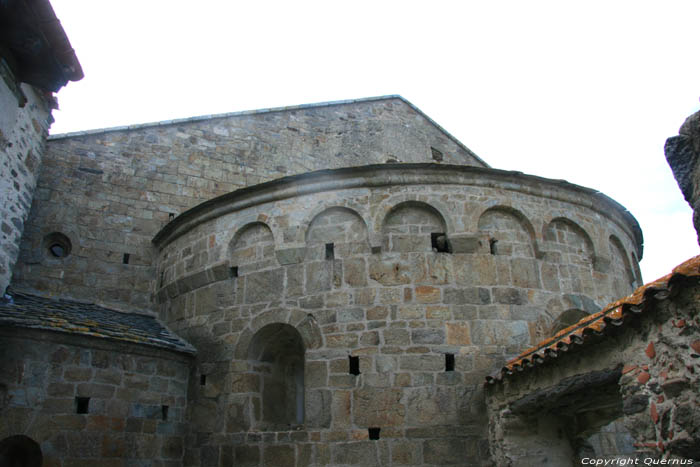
[0,2,697,466]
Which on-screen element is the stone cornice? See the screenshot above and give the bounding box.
[152,163,644,259]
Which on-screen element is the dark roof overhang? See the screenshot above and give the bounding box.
[0,0,83,92]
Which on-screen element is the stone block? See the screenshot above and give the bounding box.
[305,361,328,388]
[276,247,306,265]
[332,442,378,466]
[231,373,260,393]
[359,331,379,346]
[263,445,295,467]
[399,355,442,371]
[470,320,529,346]
[415,285,441,303]
[331,390,352,429]
[306,261,332,294]
[444,287,490,305]
[343,258,367,287]
[511,257,541,288]
[449,235,484,254]
[325,333,358,348]
[338,308,364,323]
[493,287,527,305]
[77,383,115,399]
[369,257,413,285]
[353,388,405,426]
[411,328,445,344]
[367,305,389,320]
[423,438,467,465]
[305,389,331,428]
[383,329,410,346]
[244,269,284,303]
[446,322,471,345]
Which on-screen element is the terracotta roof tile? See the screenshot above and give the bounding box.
[0,291,195,355]
[485,255,700,384]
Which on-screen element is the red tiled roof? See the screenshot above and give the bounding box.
[485,255,700,384]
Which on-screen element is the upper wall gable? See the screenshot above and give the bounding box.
[48,95,488,169]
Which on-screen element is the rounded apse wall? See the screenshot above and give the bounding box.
[153,163,643,466]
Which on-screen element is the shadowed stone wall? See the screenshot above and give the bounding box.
[153,164,642,466]
[12,97,484,312]
[0,329,192,466]
[0,80,53,295]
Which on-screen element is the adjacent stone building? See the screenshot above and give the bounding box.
[1,2,696,466]
[0,0,82,295]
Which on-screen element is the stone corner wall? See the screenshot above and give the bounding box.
[665,109,700,245]
[0,80,52,295]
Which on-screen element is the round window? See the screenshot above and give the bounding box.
[43,232,72,259]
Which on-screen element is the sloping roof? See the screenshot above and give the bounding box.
[0,291,195,355]
[486,255,700,384]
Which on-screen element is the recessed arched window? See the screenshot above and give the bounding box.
[247,323,305,428]
[0,435,43,467]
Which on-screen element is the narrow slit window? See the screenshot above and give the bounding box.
[489,238,498,255]
[123,253,130,264]
[75,397,90,414]
[445,353,455,372]
[162,405,169,421]
[230,266,238,278]
[325,243,335,260]
[200,374,207,386]
[349,356,360,376]
[159,270,165,288]
[368,427,381,440]
[431,233,451,253]
[168,213,175,221]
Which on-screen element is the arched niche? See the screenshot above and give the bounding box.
[478,206,537,258]
[230,222,275,267]
[382,201,449,253]
[305,207,369,258]
[609,235,635,297]
[0,435,43,467]
[247,323,305,428]
[544,218,595,266]
[551,309,589,334]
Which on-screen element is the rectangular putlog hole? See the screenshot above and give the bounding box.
[162,405,169,421]
[445,353,455,372]
[431,232,451,253]
[75,397,90,414]
[200,374,207,386]
[349,356,360,376]
[368,427,381,440]
[122,253,130,264]
[230,266,239,278]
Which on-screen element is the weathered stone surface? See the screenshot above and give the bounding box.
[353,388,405,426]
[446,322,471,345]
[244,269,284,303]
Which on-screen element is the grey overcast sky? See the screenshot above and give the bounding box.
[49,0,700,282]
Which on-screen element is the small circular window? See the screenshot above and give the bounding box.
[43,232,72,259]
